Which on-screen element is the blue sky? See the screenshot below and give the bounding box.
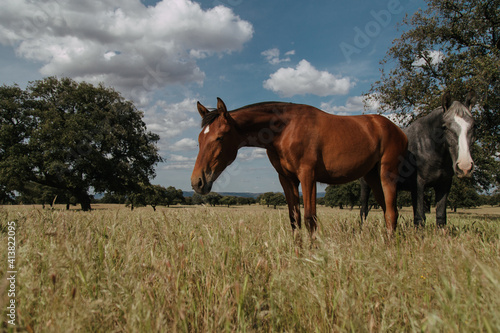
[0,0,426,193]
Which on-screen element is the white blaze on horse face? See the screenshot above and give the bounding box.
[454,115,473,173]
[203,125,210,135]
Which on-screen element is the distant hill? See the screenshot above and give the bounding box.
[95,191,325,200]
[183,191,260,199]
[183,191,326,198]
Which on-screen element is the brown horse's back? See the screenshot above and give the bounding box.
[271,106,407,185]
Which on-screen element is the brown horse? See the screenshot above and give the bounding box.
[191,98,408,242]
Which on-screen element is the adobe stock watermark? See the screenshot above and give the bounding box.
[339,0,404,63]
[6,221,17,326]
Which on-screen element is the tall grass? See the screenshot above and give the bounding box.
[1,204,499,332]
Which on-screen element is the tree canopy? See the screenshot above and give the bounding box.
[447,178,481,211]
[324,182,361,210]
[257,192,287,209]
[0,77,162,210]
[367,0,499,191]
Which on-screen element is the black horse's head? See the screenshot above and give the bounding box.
[441,91,476,178]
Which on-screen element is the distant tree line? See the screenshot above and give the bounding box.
[98,189,258,210]
[189,193,256,207]
[257,192,287,209]
[323,179,500,211]
[13,179,498,213]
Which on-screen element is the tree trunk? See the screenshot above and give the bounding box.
[80,199,91,211]
[76,192,92,211]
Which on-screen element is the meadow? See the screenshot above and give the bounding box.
[1,204,499,332]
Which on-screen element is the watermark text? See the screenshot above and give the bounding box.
[6,221,17,326]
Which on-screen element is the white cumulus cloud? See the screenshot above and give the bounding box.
[163,154,195,170]
[145,98,199,139]
[162,163,195,170]
[261,48,295,65]
[320,95,380,114]
[263,60,353,97]
[237,148,267,161]
[413,50,444,67]
[170,138,198,151]
[0,0,253,102]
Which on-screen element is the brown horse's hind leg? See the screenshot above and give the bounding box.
[363,165,386,211]
[279,174,301,240]
[299,172,318,244]
[363,162,399,235]
[380,162,400,235]
[364,165,398,235]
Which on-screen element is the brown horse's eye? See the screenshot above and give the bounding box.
[216,136,223,141]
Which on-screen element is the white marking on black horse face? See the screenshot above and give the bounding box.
[453,115,474,176]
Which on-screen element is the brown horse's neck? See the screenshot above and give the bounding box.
[230,103,292,149]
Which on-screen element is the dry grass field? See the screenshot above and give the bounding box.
[1,204,499,332]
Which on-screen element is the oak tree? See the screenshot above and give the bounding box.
[0,77,162,210]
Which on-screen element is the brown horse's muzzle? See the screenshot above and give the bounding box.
[191,171,213,195]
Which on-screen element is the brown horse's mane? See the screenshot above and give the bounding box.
[200,102,294,128]
[201,109,220,128]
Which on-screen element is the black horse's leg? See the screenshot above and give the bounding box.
[412,179,426,227]
[435,179,452,227]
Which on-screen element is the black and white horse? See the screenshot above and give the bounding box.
[360,91,476,226]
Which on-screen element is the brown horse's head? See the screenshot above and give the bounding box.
[191,98,240,194]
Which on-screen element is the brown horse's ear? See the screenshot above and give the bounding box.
[217,97,227,113]
[442,91,453,111]
[465,90,477,110]
[217,97,231,120]
[197,101,209,118]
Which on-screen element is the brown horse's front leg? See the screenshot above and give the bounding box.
[300,173,318,245]
[268,149,304,242]
[279,174,301,230]
[278,174,301,242]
